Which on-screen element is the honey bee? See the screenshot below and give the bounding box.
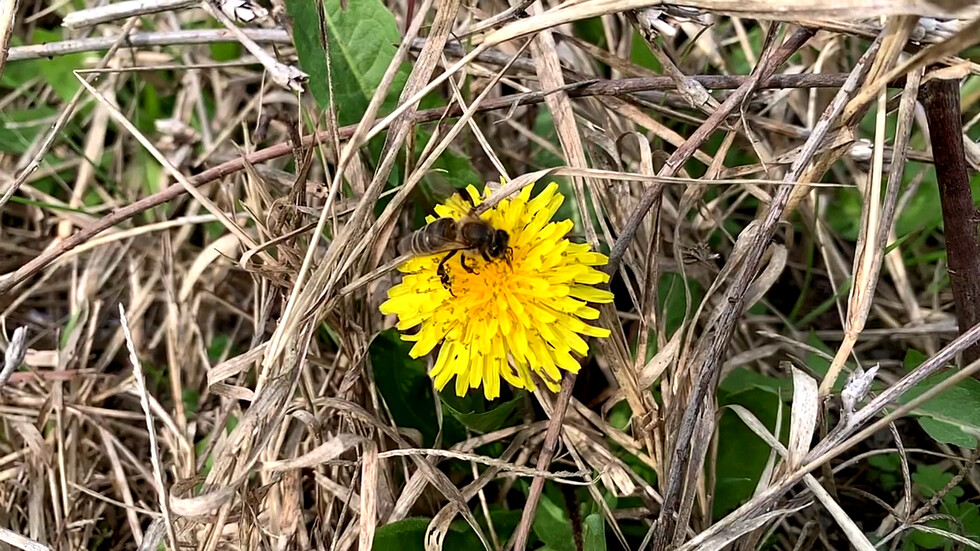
[401,208,511,293]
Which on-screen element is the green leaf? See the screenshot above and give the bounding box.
[414,128,483,197]
[897,353,980,448]
[372,518,428,551]
[532,485,576,551]
[2,46,40,90]
[719,367,792,397]
[914,464,963,507]
[916,416,977,448]
[370,330,439,446]
[210,42,242,62]
[286,0,408,125]
[583,514,606,551]
[426,148,483,191]
[909,465,970,549]
[607,401,631,431]
[0,107,58,154]
[867,453,902,492]
[660,273,703,338]
[440,390,526,434]
[574,17,607,48]
[286,0,329,107]
[726,23,763,75]
[714,388,781,517]
[481,509,523,544]
[958,503,980,544]
[32,29,97,103]
[630,30,661,72]
[207,334,231,362]
[895,162,942,238]
[183,389,200,415]
[372,518,482,551]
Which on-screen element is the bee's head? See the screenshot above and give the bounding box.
[488,229,510,259]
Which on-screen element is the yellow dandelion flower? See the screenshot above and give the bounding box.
[379,182,615,400]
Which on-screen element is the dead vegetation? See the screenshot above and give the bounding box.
[2,0,980,550]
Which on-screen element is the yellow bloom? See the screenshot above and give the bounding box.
[380,182,615,400]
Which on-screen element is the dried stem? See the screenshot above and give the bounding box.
[6,28,291,62]
[819,65,923,395]
[508,375,577,551]
[61,0,197,28]
[920,74,980,365]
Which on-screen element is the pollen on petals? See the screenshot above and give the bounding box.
[379,181,615,400]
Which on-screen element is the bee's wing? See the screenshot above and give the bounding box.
[427,177,467,203]
[420,240,471,255]
[398,224,469,256]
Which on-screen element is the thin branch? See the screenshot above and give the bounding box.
[509,376,578,551]
[920,74,980,365]
[0,0,19,81]
[61,0,197,28]
[6,28,291,62]
[0,327,27,392]
[8,31,906,94]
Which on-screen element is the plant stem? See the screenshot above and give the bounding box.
[920,75,980,365]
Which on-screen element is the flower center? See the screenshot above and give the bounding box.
[446,246,523,302]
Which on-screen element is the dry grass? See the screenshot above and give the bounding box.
[2,0,980,550]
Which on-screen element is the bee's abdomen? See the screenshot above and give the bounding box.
[410,218,457,254]
[397,234,415,255]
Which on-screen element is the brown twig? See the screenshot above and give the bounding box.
[920,74,980,365]
[508,374,578,551]
[0,68,904,294]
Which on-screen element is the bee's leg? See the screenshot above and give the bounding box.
[460,254,478,274]
[437,250,458,293]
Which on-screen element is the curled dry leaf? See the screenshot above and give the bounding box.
[744,243,788,311]
[841,364,879,419]
[219,0,269,22]
[178,233,242,302]
[788,366,819,470]
[565,425,636,496]
[0,326,27,389]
